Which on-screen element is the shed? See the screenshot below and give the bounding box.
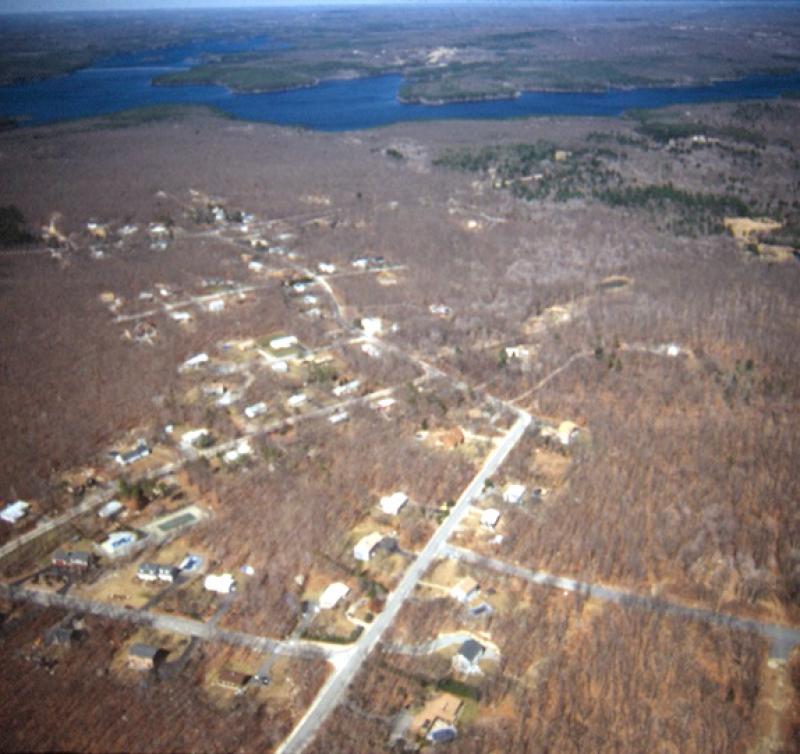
[557,421,581,446]
[244,401,268,419]
[98,500,124,519]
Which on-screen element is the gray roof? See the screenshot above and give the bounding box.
[129,643,159,659]
[457,639,485,663]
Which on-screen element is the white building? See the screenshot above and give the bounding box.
[97,500,124,519]
[0,500,30,525]
[287,393,307,408]
[450,576,480,604]
[361,317,383,337]
[204,573,236,594]
[181,428,210,448]
[181,353,209,370]
[481,508,501,529]
[318,262,337,274]
[319,582,350,610]
[557,421,581,446]
[271,360,288,373]
[244,401,268,419]
[328,410,349,425]
[502,484,526,505]
[170,311,192,323]
[373,397,396,412]
[361,343,381,359]
[353,532,385,562]
[207,299,225,313]
[99,531,137,557]
[270,335,298,351]
[332,379,360,398]
[379,492,408,516]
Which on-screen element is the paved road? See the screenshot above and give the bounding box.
[0,488,115,561]
[275,409,532,754]
[445,545,800,659]
[2,584,330,661]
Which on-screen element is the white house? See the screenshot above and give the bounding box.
[181,352,209,370]
[244,401,268,419]
[450,576,480,604]
[329,410,349,425]
[181,428,210,448]
[270,335,298,351]
[557,421,581,446]
[207,299,225,313]
[354,532,385,562]
[481,508,501,529]
[373,397,396,411]
[170,311,192,324]
[505,346,530,360]
[248,260,265,272]
[97,500,124,519]
[502,484,526,505]
[99,531,137,557]
[204,573,236,594]
[271,360,289,373]
[319,582,350,610]
[114,440,150,466]
[379,492,408,516]
[361,317,383,337]
[0,500,30,525]
[332,379,360,398]
[318,262,337,274]
[361,343,381,358]
[287,393,307,408]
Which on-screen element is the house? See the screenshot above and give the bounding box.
[271,360,288,373]
[411,693,463,741]
[207,299,225,313]
[99,531,137,557]
[52,550,92,570]
[557,421,581,446]
[287,393,307,408]
[114,440,150,466]
[0,500,30,524]
[427,720,458,744]
[373,397,396,412]
[170,311,192,324]
[352,257,370,269]
[353,532,385,562]
[244,401,268,419]
[181,352,209,370]
[248,260,265,272]
[181,428,210,448]
[270,335,298,351]
[128,643,162,671]
[450,577,480,604]
[360,317,383,337]
[361,343,381,358]
[429,304,452,317]
[332,379,360,398]
[379,492,408,516]
[319,582,350,610]
[318,262,336,274]
[452,639,485,674]
[204,573,236,594]
[98,500,124,519]
[216,668,251,692]
[502,484,526,505]
[481,508,501,529]
[138,563,178,583]
[328,410,349,425]
[505,346,530,360]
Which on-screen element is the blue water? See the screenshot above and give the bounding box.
[2,35,800,131]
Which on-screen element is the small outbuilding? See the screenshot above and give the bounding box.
[502,484,526,505]
[480,508,501,530]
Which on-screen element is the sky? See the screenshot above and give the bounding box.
[2,0,454,12]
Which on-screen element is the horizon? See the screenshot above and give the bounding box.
[3,0,795,15]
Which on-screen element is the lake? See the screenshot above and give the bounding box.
[2,36,799,131]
